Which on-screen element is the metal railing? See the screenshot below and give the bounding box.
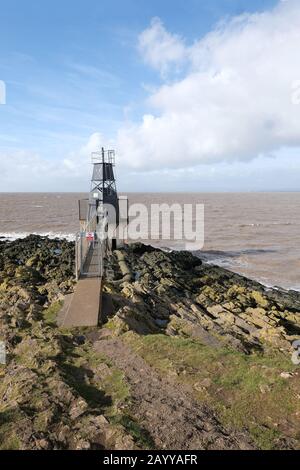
[75,214,108,280]
[91,149,115,165]
[75,235,105,280]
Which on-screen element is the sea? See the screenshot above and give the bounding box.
[0,192,299,291]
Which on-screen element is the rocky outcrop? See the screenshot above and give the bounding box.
[105,243,300,355]
[103,243,300,450]
[0,236,135,450]
[1,237,299,450]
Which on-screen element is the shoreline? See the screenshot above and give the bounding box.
[0,231,299,293]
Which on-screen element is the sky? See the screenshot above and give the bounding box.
[0,0,300,192]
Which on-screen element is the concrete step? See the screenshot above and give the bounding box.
[60,278,102,327]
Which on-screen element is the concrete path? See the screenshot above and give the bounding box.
[60,278,102,327]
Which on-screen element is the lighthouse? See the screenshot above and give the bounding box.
[76,147,126,280]
[63,147,128,327]
[88,148,119,232]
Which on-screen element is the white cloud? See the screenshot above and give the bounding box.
[2,1,300,192]
[138,17,186,76]
[0,149,61,191]
[0,133,104,191]
[116,0,300,171]
[63,132,103,175]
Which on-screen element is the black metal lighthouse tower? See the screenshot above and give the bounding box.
[76,147,127,280]
[88,147,119,226]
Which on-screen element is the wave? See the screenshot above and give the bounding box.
[195,250,300,292]
[239,222,294,228]
[200,255,249,270]
[0,232,76,242]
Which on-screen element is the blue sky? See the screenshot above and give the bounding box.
[1,0,300,192]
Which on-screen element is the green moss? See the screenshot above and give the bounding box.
[0,433,21,450]
[111,414,155,449]
[0,409,18,426]
[72,347,106,369]
[43,301,62,326]
[0,410,22,450]
[251,290,269,308]
[33,411,51,433]
[101,369,130,416]
[248,424,281,450]
[59,342,130,417]
[105,318,118,331]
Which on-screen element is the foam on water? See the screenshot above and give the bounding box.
[0,232,76,242]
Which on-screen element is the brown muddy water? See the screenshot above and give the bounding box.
[0,192,299,291]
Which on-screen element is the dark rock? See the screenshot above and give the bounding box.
[73,335,86,346]
[104,243,300,355]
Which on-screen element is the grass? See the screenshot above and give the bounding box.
[1,328,134,449]
[111,414,156,449]
[0,433,21,450]
[124,332,300,450]
[0,410,22,450]
[101,369,130,415]
[59,341,130,417]
[57,340,157,447]
[42,301,62,326]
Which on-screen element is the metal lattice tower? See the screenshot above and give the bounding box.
[76,147,125,280]
[88,147,119,227]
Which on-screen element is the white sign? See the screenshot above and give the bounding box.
[86,232,95,241]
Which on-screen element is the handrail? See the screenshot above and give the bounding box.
[75,213,105,280]
[91,149,115,165]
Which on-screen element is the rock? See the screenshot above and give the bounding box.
[245,307,277,329]
[75,440,91,450]
[155,319,168,327]
[57,425,71,445]
[69,398,88,420]
[113,306,157,335]
[251,290,269,308]
[73,335,86,346]
[201,378,212,388]
[104,243,300,355]
[259,384,271,394]
[93,415,109,426]
[207,305,225,318]
[35,439,51,450]
[33,409,54,432]
[280,372,293,379]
